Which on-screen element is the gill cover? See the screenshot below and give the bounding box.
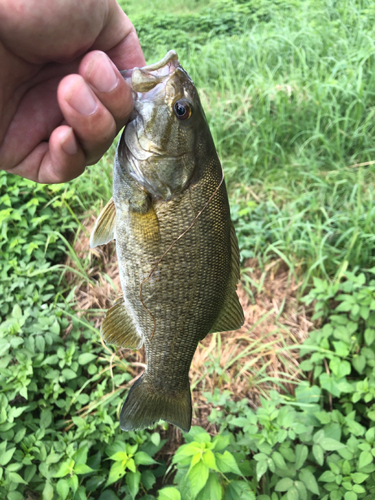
[119,51,202,200]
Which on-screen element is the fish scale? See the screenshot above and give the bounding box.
[90,50,244,432]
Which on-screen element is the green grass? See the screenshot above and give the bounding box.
[119,0,211,16]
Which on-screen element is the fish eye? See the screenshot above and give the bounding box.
[174,100,192,121]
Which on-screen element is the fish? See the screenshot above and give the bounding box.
[90,50,244,433]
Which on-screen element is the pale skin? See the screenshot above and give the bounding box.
[0,0,145,184]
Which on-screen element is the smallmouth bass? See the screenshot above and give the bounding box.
[90,51,244,432]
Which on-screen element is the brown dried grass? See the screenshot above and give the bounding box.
[65,216,313,430]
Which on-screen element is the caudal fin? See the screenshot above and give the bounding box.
[120,374,192,432]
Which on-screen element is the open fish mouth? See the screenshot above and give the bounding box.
[120,50,179,94]
[121,51,181,158]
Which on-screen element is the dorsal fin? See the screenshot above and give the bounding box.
[90,198,116,248]
[101,298,143,349]
[209,224,244,335]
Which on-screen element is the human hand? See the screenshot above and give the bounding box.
[0,0,145,183]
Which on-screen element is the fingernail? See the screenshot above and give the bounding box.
[61,127,78,155]
[89,53,119,93]
[67,79,97,115]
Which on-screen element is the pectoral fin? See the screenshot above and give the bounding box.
[130,206,160,244]
[90,198,116,248]
[209,224,244,334]
[102,298,143,349]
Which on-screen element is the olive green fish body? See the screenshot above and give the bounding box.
[91,51,243,432]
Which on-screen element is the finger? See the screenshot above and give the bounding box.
[94,1,146,69]
[44,126,86,182]
[78,50,134,131]
[58,73,123,165]
[7,126,86,183]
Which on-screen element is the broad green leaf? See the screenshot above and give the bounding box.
[295,481,307,500]
[24,465,37,483]
[212,434,231,451]
[295,445,308,470]
[188,461,209,497]
[62,368,76,380]
[8,493,24,500]
[358,451,372,469]
[275,478,293,491]
[36,335,45,352]
[351,472,369,484]
[364,328,375,346]
[313,430,325,444]
[54,460,73,478]
[40,409,52,429]
[203,449,218,470]
[352,355,366,374]
[230,417,250,427]
[342,460,351,475]
[134,451,157,466]
[320,437,346,451]
[319,471,336,482]
[287,487,299,500]
[126,470,141,499]
[313,444,324,466]
[105,461,126,487]
[73,445,89,465]
[0,447,16,466]
[173,442,201,462]
[125,443,138,457]
[110,451,127,462]
[256,460,268,481]
[158,487,181,500]
[352,485,365,494]
[141,470,156,490]
[8,472,27,484]
[299,468,319,495]
[330,491,342,500]
[216,451,242,475]
[78,353,97,365]
[74,463,93,475]
[272,451,288,470]
[280,446,295,463]
[188,428,211,443]
[98,491,120,500]
[42,481,54,500]
[67,474,79,493]
[151,433,161,446]
[126,457,136,473]
[190,452,202,469]
[56,479,70,500]
[344,492,357,500]
[225,480,255,500]
[196,473,222,500]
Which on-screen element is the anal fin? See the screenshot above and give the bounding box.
[102,298,143,349]
[90,198,116,248]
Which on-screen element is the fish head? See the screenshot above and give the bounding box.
[119,51,212,201]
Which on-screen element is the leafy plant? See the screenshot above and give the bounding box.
[0,170,166,499]
[203,384,375,499]
[170,426,254,500]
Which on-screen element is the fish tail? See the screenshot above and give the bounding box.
[120,374,192,432]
